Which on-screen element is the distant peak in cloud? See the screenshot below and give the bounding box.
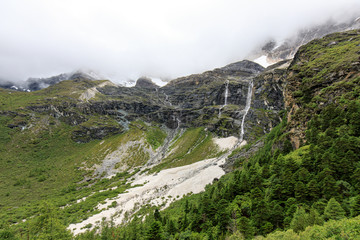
[0,0,360,85]
[249,15,360,67]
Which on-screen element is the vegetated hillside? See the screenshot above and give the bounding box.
[67,30,359,239]
[1,29,359,239]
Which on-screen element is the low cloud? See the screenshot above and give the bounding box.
[0,0,360,83]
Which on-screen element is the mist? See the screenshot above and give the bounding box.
[1,0,360,84]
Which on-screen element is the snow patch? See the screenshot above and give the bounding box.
[80,81,117,101]
[213,136,238,151]
[150,77,168,87]
[253,55,271,68]
[68,157,226,235]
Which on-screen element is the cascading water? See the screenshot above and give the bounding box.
[117,109,130,131]
[224,80,229,106]
[164,92,172,106]
[218,80,229,118]
[239,80,253,143]
[176,117,181,130]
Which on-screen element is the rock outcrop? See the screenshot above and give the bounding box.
[284,30,360,149]
[135,77,159,89]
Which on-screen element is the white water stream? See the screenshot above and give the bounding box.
[218,80,229,118]
[164,92,172,106]
[239,80,253,143]
[176,117,181,130]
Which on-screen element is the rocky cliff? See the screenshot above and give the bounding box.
[285,30,360,149]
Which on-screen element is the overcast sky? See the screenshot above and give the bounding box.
[0,0,360,83]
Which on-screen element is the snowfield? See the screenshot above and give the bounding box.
[68,137,238,235]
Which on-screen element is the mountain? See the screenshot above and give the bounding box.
[0,30,360,239]
[249,15,360,67]
[0,71,170,93]
[0,70,106,92]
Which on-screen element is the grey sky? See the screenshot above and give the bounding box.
[0,0,359,83]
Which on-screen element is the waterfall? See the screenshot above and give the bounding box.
[218,80,229,118]
[176,117,181,130]
[239,80,253,143]
[224,80,229,106]
[164,92,172,106]
[116,109,130,131]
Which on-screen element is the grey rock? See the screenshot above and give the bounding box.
[135,77,159,89]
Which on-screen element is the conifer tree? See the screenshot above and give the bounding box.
[154,208,161,222]
[290,207,309,233]
[307,179,320,201]
[295,181,307,202]
[146,221,163,240]
[351,195,360,217]
[308,208,323,226]
[324,198,346,221]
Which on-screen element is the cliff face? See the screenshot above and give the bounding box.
[0,58,290,145]
[285,30,360,149]
[75,60,284,140]
[5,28,359,149]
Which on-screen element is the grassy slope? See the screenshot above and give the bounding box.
[0,81,140,224]
[0,116,143,223]
[0,78,223,232]
[151,127,220,172]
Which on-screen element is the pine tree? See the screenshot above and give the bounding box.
[181,214,188,231]
[307,179,320,201]
[351,195,360,217]
[290,206,309,233]
[146,221,163,240]
[184,199,190,214]
[319,168,338,199]
[215,199,229,232]
[295,181,307,202]
[324,198,346,220]
[351,168,360,191]
[270,203,284,228]
[308,208,323,226]
[166,219,177,235]
[237,216,254,239]
[154,208,161,222]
